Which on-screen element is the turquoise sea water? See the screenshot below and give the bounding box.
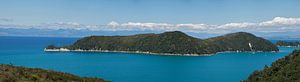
[0,36,300,82]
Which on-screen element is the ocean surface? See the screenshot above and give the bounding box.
[0,36,299,82]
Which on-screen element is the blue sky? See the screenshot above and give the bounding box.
[1,0,300,24]
[0,0,300,38]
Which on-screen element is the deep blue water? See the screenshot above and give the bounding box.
[0,36,300,82]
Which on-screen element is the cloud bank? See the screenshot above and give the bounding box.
[1,17,300,34]
[106,17,300,33]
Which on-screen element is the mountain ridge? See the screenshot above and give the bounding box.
[46,31,279,56]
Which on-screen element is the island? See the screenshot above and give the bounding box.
[244,50,300,82]
[45,31,279,56]
[0,64,108,82]
[276,40,300,47]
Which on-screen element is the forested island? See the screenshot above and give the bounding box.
[0,64,108,82]
[244,50,300,82]
[45,31,278,56]
[276,41,300,47]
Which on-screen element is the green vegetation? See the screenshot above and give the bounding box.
[244,50,300,82]
[276,40,300,47]
[204,32,278,52]
[70,31,206,54]
[0,64,108,82]
[46,44,59,49]
[47,31,279,55]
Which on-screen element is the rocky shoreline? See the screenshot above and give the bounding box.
[44,48,212,56]
[44,48,278,56]
[277,45,300,47]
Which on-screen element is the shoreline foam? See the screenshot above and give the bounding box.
[44,48,212,56]
[44,48,279,56]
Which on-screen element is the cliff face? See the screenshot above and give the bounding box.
[47,31,279,55]
[244,50,300,82]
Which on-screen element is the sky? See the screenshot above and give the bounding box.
[0,0,300,38]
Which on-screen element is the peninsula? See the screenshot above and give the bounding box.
[45,31,279,56]
[276,40,300,47]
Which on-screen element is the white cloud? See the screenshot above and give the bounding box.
[259,17,300,26]
[1,17,300,34]
[107,21,119,27]
[218,22,256,29]
[103,17,300,33]
[36,22,86,30]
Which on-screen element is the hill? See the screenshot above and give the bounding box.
[204,32,278,52]
[68,31,205,55]
[0,64,108,82]
[46,31,279,56]
[244,50,300,82]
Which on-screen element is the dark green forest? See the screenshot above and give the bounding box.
[0,64,108,82]
[244,50,300,82]
[47,31,278,55]
[276,41,300,47]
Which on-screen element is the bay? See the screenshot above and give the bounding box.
[0,36,299,82]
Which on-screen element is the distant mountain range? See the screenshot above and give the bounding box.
[46,31,278,56]
[1,28,300,39]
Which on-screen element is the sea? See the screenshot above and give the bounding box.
[0,36,299,82]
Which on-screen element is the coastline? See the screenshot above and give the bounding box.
[44,48,279,56]
[44,48,213,56]
[277,45,300,47]
[216,50,278,54]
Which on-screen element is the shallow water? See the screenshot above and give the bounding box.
[0,36,299,82]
